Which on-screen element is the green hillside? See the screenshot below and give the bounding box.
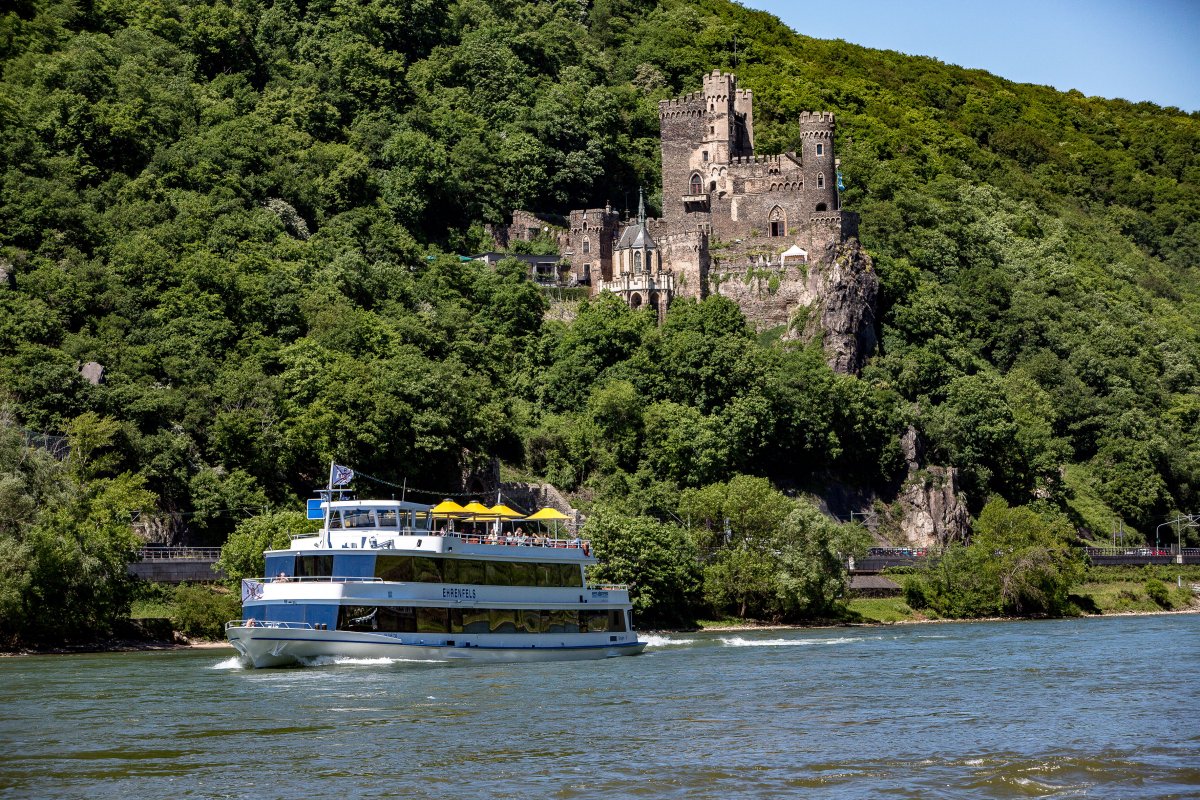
[1,0,1198,636]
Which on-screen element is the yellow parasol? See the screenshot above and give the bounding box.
[488,504,524,518]
[461,500,492,516]
[524,506,571,539]
[524,507,569,521]
[431,499,466,516]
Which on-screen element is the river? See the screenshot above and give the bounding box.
[1,613,1196,799]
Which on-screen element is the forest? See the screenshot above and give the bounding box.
[1,0,1197,639]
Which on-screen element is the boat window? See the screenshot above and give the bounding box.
[440,559,459,584]
[327,513,343,529]
[510,562,536,587]
[546,610,580,633]
[489,609,519,634]
[486,561,513,586]
[377,510,399,529]
[295,555,333,577]
[609,610,627,632]
[535,563,557,587]
[449,608,464,634]
[413,557,443,583]
[343,510,374,529]
[455,558,485,585]
[559,564,583,588]
[462,609,490,634]
[582,610,610,633]
[521,609,546,634]
[375,555,414,582]
[412,511,432,531]
[417,607,450,634]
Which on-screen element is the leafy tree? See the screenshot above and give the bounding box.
[215,510,314,584]
[584,508,703,627]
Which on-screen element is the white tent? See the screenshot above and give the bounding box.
[780,244,808,265]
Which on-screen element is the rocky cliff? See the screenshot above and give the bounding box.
[708,238,878,374]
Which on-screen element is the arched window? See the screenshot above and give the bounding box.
[817,173,825,189]
[690,173,703,195]
[630,292,643,310]
[815,203,828,212]
[769,206,786,238]
[634,250,643,272]
[815,143,824,157]
[582,238,590,254]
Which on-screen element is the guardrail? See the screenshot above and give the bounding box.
[138,547,222,561]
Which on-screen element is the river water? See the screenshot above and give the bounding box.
[1,614,1196,799]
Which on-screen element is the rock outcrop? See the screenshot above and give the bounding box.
[896,466,971,548]
[803,238,878,375]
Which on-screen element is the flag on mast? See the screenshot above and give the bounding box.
[331,464,354,486]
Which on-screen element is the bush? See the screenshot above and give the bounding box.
[1145,579,1171,609]
[172,585,241,640]
[902,576,929,609]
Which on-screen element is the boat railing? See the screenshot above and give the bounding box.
[448,532,591,550]
[226,619,326,631]
[292,530,590,551]
[264,575,383,583]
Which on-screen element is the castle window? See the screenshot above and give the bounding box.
[817,173,825,189]
[583,238,590,254]
[816,203,828,212]
[816,143,824,157]
[634,251,643,272]
[690,173,703,195]
[702,150,709,162]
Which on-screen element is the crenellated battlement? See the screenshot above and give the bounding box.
[659,93,707,118]
[798,111,836,124]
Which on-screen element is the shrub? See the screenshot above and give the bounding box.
[172,585,241,640]
[1145,579,1171,609]
[903,575,929,609]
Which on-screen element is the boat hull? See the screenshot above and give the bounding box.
[227,626,647,668]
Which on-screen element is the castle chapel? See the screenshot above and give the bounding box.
[497,70,875,369]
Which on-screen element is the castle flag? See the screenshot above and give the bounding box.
[837,171,845,191]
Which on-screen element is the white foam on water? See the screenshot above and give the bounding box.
[298,655,448,667]
[211,656,249,670]
[640,634,697,647]
[718,635,866,648]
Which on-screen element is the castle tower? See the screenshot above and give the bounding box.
[798,112,839,213]
[568,204,620,285]
[658,71,755,227]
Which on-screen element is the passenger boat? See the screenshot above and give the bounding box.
[226,497,647,668]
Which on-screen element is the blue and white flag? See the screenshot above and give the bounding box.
[836,170,845,191]
[331,464,354,486]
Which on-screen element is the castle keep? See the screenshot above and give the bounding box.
[497,70,877,371]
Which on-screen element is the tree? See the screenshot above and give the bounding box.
[584,508,703,627]
[216,510,315,585]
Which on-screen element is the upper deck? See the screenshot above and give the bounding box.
[294,499,594,564]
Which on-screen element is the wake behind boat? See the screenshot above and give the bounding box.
[227,488,646,668]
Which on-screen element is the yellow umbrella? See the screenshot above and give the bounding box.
[488,504,523,518]
[461,501,492,516]
[524,507,569,520]
[524,506,571,540]
[431,499,466,517]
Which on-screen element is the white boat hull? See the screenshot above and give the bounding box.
[227,626,647,668]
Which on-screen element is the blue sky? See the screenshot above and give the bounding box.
[743,0,1200,112]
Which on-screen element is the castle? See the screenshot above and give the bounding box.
[496,70,875,369]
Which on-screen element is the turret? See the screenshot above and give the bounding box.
[798,111,838,212]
